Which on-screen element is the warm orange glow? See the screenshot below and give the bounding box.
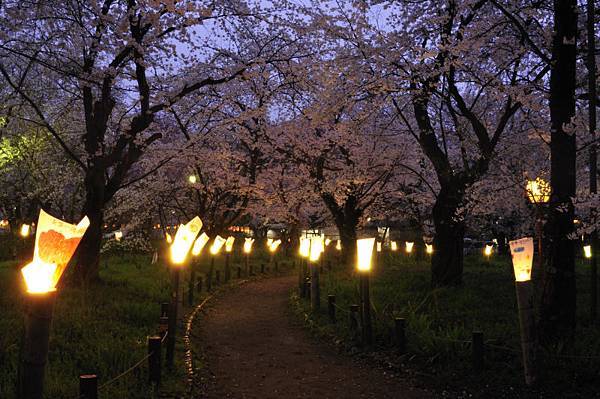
[335,240,341,251]
[210,235,226,255]
[309,236,323,262]
[267,238,273,248]
[484,244,493,257]
[405,241,414,253]
[526,178,550,204]
[584,245,592,259]
[426,243,433,254]
[170,217,203,265]
[20,224,31,238]
[391,241,398,251]
[114,231,123,241]
[188,175,197,184]
[509,237,533,282]
[299,237,310,258]
[21,260,58,294]
[376,242,382,252]
[269,239,281,253]
[325,238,331,247]
[243,237,254,254]
[357,238,375,272]
[165,232,173,243]
[225,236,235,253]
[191,233,210,256]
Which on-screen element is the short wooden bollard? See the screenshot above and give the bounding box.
[349,304,360,330]
[148,336,162,386]
[472,331,484,372]
[196,276,203,293]
[261,263,265,273]
[160,302,169,318]
[216,270,221,285]
[302,277,309,299]
[158,316,168,338]
[328,295,336,323]
[394,318,406,353]
[237,266,242,278]
[79,374,98,399]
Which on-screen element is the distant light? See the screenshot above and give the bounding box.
[188,175,197,184]
[391,241,398,251]
[426,244,433,254]
[405,241,414,253]
[584,245,592,259]
[114,231,123,241]
[269,239,282,253]
[210,235,226,255]
[325,238,331,247]
[243,238,254,254]
[299,237,310,258]
[376,242,382,252]
[484,244,493,257]
[20,224,31,238]
[335,240,341,251]
[225,236,235,253]
[526,178,550,204]
[356,238,375,272]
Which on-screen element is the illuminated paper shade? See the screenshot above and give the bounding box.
[299,237,310,258]
[21,209,90,293]
[269,239,281,252]
[114,231,123,241]
[210,235,226,255]
[405,241,414,253]
[335,240,341,251]
[309,236,323,262]
[526,178,550,204]
[325,238,331,247]
[225,236,235,253]
[267,238,273,248]
[376,242,382,252]
[391,241,398,251]
[426,243,433,254]
[243,237,254,254]
[509,237,534,282]
[20,224,31,237]
[584,245,592,259]
[165,232,173,244]
[484,244,493,256]
[357,238,375,272]
[191,233,210,256]
[170,216,203,265]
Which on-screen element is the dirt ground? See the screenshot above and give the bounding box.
[194,275,433,399]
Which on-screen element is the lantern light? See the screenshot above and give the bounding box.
[114,231,123,241]
[376,242,382,252]
[325,238,331,247]
[426,243,433,254]
[269,239,281,253]
[188,175,197,184]
[243,237,254,254]
[267,238,273,248]
[584,245,592,259]
[225,236,235,253]
[210,235,226,255]
[165,232,173,244]
[170,216,202,265]
[484,244,493,257]
[405,241,414,253]
[356,238,375,272]
[391,241,398,251]
[299,237,311,258]
[509,237,534,282]
[21,210,90,293]
[191,232,210,256]
[20,224,31,238]
[335,240,341,251]
[526,178,550,204]
[309,236,323,262]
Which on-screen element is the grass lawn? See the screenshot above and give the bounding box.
[293,250,600,398]
[0,246,285,398]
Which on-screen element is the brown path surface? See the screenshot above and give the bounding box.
[195,275,433,399]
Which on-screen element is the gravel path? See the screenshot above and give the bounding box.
[194,275,432,399]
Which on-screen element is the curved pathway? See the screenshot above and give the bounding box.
[194,275,432,399]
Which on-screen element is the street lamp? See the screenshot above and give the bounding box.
[357,238,375,345]
[526,177,550,274]
[19,210,89,398]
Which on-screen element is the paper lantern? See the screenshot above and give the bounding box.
[225,236,235,253]
[267,238,273,248]
[584,245,592,259]
[526,178,550,204]
[170,217,202,265]
[391,241,398,251]
[325,238,331,247]
[21,210,89,293]
[20,224,31,238]
[405,241,414,253]
[114,231,123,241]
[299,237,311,258]
[191,233,210,256]
[269,239,281,253]
[426,243,433,254]
[509,237,534,282]
[357,238,375,272]
[376,242,382,252]
[335,240,341,251]
[484,244,493,257]
[210,235,226,255]
[188,175,197,184]
[243,237,254,254]
[309,236,323,262]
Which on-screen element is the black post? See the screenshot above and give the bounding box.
[166,268,180,369]
[237,266,242,278]
[148,336,162,386]
[159,316,168,338]
[261,263,265,273]
[592,259,597,322]
[225,253,231,282]
[245,254,250,276]
[79,374,98,399]
[310,262,320,311]
[472,331,484,372]
[328,295,336,323]
[207,257,214,291]
[394,317,406,353]
[349,304,360,330]
[188,270,195,306]
[20,291,57,399]
[197,276,203,293]
[215,270,221,285]
[298,259,304,296]
[360,273,372,345]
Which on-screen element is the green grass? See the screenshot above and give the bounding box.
[293,251,600,398]
[0,244,291,399]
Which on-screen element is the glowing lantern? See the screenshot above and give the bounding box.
[356,238,375,272]
[584,245,592,259]
[191,232,210,256]
[391,241,398,251]
[243,237,254,254]
[20,210,90,293]
[335,240,341,251]
[526,178,550,204]
[376,242,382,252]
[188,175,197,184]
[165,232,173,244]
[509,237,534,282]
[114,231,123,241]
[325,238,331,247]
[20,224,31,238]
[170,217,202,265]
[309,236,323,262]
[426,243,433,254]
[299,237,311,258]
[225,236,235,253]
[484,244,493,257]
[210,235,226,255]
[267,238,273,248]
[405,241,414,254]
[269,239,281,253]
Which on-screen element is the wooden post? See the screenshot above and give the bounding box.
[148,336,161,386]
[359,273,372,345]
[196,276,203,293]
[207,257,214,291]
[20,291,57,399]
[160,302,169,318]
[472,331,484,372]
[515,281,537,385]
[79,374,98,399]
[158,316,168,338]
[188,269,195,306]
[245,254,250,276]
[215,270,221,285]
[328,295,336,323]
[310,262,320,311]
[394,317,406,353]
[260,263,265,273]
[298,259,304,296]
[225,253,231,282]
[591,259,597,322]
[275,260,279,272]
[237,266,242,278]
[166,268,180,369]
[349,304,360,330]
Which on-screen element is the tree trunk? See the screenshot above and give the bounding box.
[431,185,465,286]
[539,0,577,340]
[337,220,357,268]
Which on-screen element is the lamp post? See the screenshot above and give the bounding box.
[526,178,550,277]
[243,237,254,276]
[509,237,536,386]
[19,210,89,399]
[166,217,202,369]
[224,236,235,282]
[357,238,375,346]
[309,236,323,311]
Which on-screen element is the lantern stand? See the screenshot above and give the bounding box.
[19,291,57,399]
[224,252,231,283]
[310,260,320,311]
[359,272,372,345]
[166,267,180,369]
